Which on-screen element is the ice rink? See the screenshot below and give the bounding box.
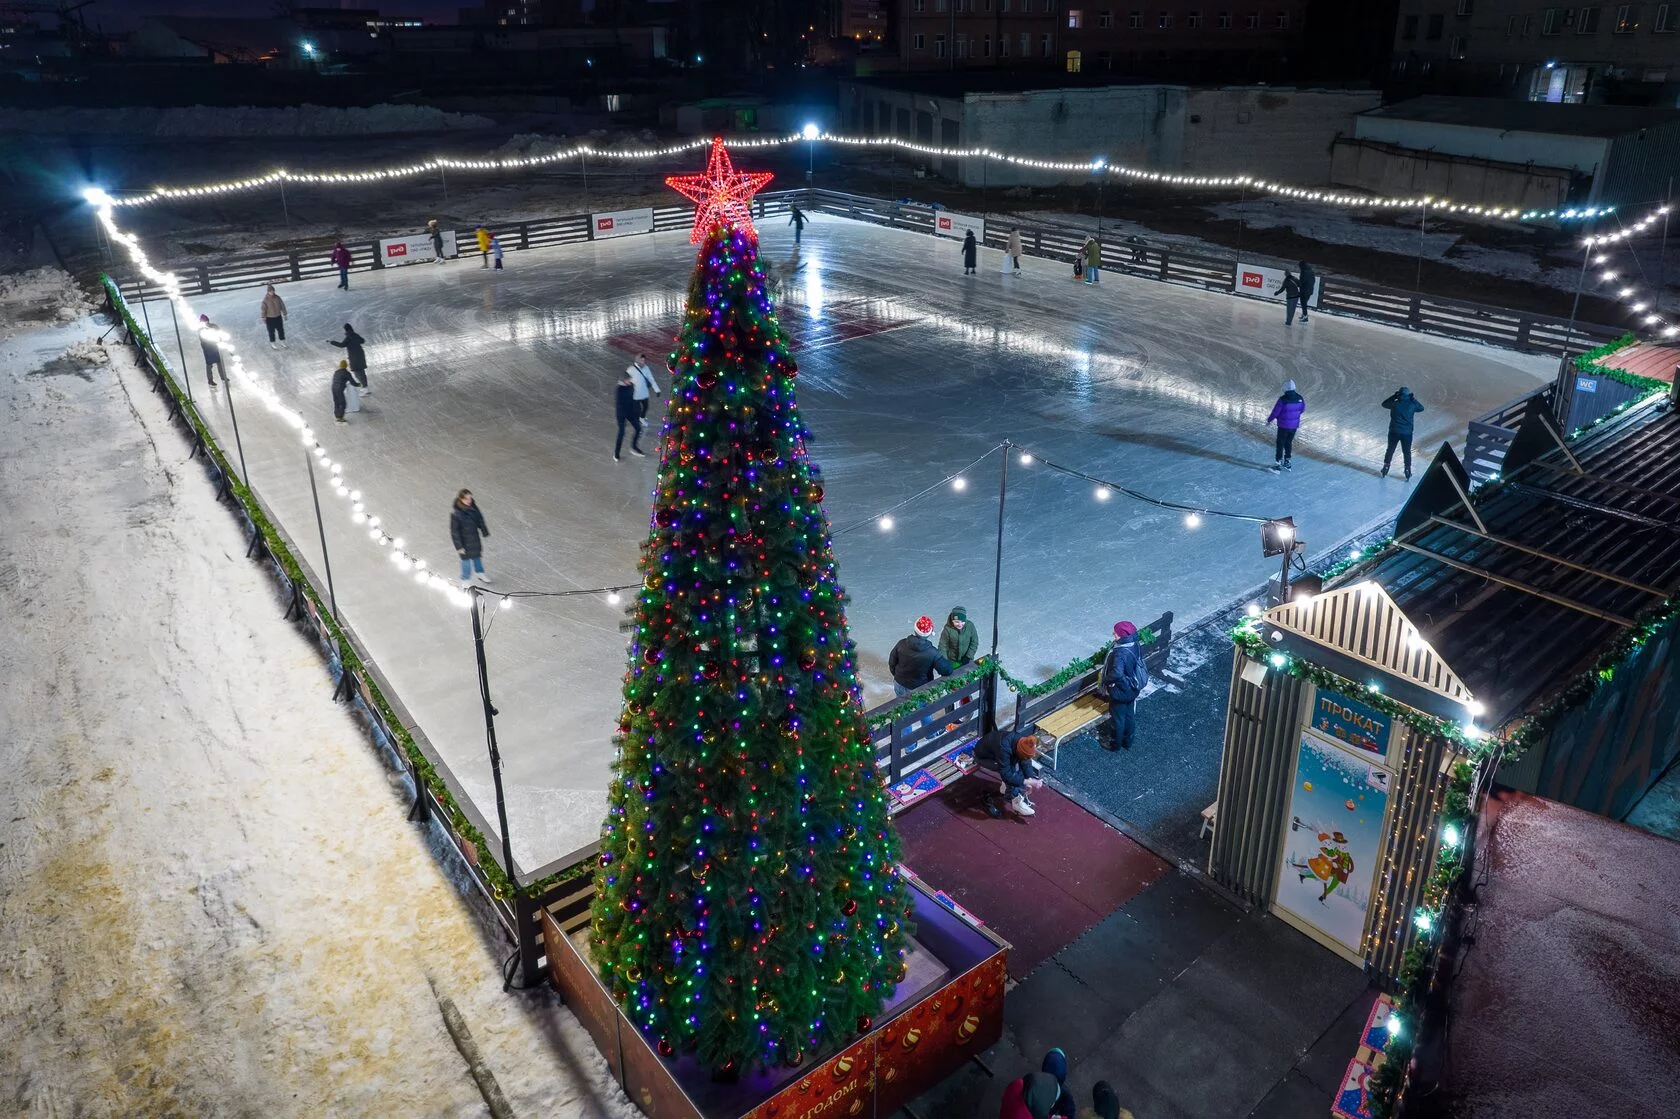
[150,211,1553,870]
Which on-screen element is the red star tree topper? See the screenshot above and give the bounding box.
[665,137,774,243]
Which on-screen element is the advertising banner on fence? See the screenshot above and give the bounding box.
[932,208,985,244]
[1274,732,1390,957]
[379,230,456,266]
[591,208,655,239]
[1236,261,1323,307]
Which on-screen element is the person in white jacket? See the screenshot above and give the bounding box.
[259,285,287,346]
[1007,229,1023,275]
[627,354,662,419]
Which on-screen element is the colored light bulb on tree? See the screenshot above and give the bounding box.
[591,141,911,1073]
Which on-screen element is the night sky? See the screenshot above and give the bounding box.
[102,1,466,31]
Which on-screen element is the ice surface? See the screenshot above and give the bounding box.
[0,279,638,1116]
[153,211,1553,870]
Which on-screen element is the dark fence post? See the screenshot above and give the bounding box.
[981,668,998,736]
[519,223,529,250]
[196,264,211,294]
[289,253,302,283]
[1515,317,1533,351]
[1407,295,1423,331]
[1158,251,1171,282]
[370,241,383,269]
[888,723,904,785]
[514,895,546,989]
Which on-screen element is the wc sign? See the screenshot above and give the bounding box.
[932,209,985,244]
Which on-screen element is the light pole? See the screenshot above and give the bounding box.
[1093,157,1108,240]
[470,588,518,885]
[802,121,819,185]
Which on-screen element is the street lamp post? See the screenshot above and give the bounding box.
[802,122,819,185]
[1093,157,1108,240]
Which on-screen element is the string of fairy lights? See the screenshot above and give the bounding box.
[91,129,1622,224]
[1583,203,1678,339]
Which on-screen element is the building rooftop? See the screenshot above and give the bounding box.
[1363,95,1680,138]
[1334,395,1680,727]
[1429,789,1680,1116]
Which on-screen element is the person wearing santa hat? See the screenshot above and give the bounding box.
[1097,620,1149,751]
[888,614,955,699]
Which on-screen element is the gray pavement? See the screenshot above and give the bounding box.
[149,211,1553,870]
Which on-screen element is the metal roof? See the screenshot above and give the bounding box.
[1363,95,1680,139]
[1330,395,1680,729]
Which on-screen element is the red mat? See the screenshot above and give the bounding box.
[896,778,1170,979]
[1590,343,1680,383]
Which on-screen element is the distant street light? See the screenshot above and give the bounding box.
[802,122,819,184]
[300,40,316,58]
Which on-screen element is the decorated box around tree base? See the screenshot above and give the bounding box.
[542,872,1008,1119]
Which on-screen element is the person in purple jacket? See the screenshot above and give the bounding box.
[1267,380,1305,471]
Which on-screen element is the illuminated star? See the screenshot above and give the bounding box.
[665,137,774,244]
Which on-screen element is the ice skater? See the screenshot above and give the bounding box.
[331,359,355,423]
[1274,270,1304,325]
[1007,228,1023,275]
[1083,236,1102,284]
[1267,379,1306,470]
[627,353,662,419]
[961,229,978,275]
[450,489,491,588]
[788,204,807,245]
[1381,386,1425,480]
[198,315,224,388]
[1298,260,1317,322]
[614,369,646,461]
[490,235,503,270]
[330,241,352,289]
[259,284,287,346]
[974,727,1043,818]
[328,323,369,392]
[427,219,446,264]
[1097,621,1149,752]
[475,225,491,267]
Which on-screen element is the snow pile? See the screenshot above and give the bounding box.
[0,312,638,1116]
[60,337,111,367]
[496,131,577,158]
[1,103,493,137]
[0,266,95,334]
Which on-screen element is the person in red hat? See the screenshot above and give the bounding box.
[888,614,955,699]
[1097,620,1149,751]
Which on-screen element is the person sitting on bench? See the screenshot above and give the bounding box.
[975,729,1043,818]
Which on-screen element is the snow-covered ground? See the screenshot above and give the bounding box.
[0,271,637,1117]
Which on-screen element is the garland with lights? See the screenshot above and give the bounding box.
[100,275,583,902]
[89,132,1624,225]
[1582,206,1679,339]
[590,146,911,1074]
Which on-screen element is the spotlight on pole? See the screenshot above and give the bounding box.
[1260,517,1296,557]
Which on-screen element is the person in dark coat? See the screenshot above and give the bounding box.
[1297,261,1317,322]
[1099,621,1149,752]
[975,729,1042,817]
[331,359,355,423]
[328,323,369,391]
[1266,379,1306,471]
[450,489,490,587]
[938,606,979,666]
[1091,1080,1128,1119]
[1273,271,1303,325]
[614,369,646,461]
[197,315,223,387]
[1381,386,1426,480]
[788,204,807,245]
[888,615,954,697]
[330,241,352,289]
[961,229,978,275]
[1040,1048,1076,1117]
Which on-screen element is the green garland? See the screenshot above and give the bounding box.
[102,277,586,902]
[1572,332,1638,369]
[866,657,996,728]
[991,627,1156,699]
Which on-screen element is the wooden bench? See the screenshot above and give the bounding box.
[1032,693,1110,768]
[1199,802,1218,841]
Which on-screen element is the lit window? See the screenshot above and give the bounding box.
[1066,49,1083,71]
[1613,4,1639,32]
[1069,9,1083,27]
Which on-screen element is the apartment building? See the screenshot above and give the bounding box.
[894,1,1307,77]
[1391,1,1680,104]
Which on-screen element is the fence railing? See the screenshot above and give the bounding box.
[115,185,1623,361]
[801,187,1624,359]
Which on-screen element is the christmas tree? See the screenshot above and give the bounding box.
[591,140,912,1074]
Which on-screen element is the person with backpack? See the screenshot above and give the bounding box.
[330,241,352,289]
[1381,386,1426,480]
[1266,380,1306,471]
[974,730,1042,818]
[328,323,369,392]
[1097,620,1149,752]
[627,354,662,419]
[1297,260,1317,322]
